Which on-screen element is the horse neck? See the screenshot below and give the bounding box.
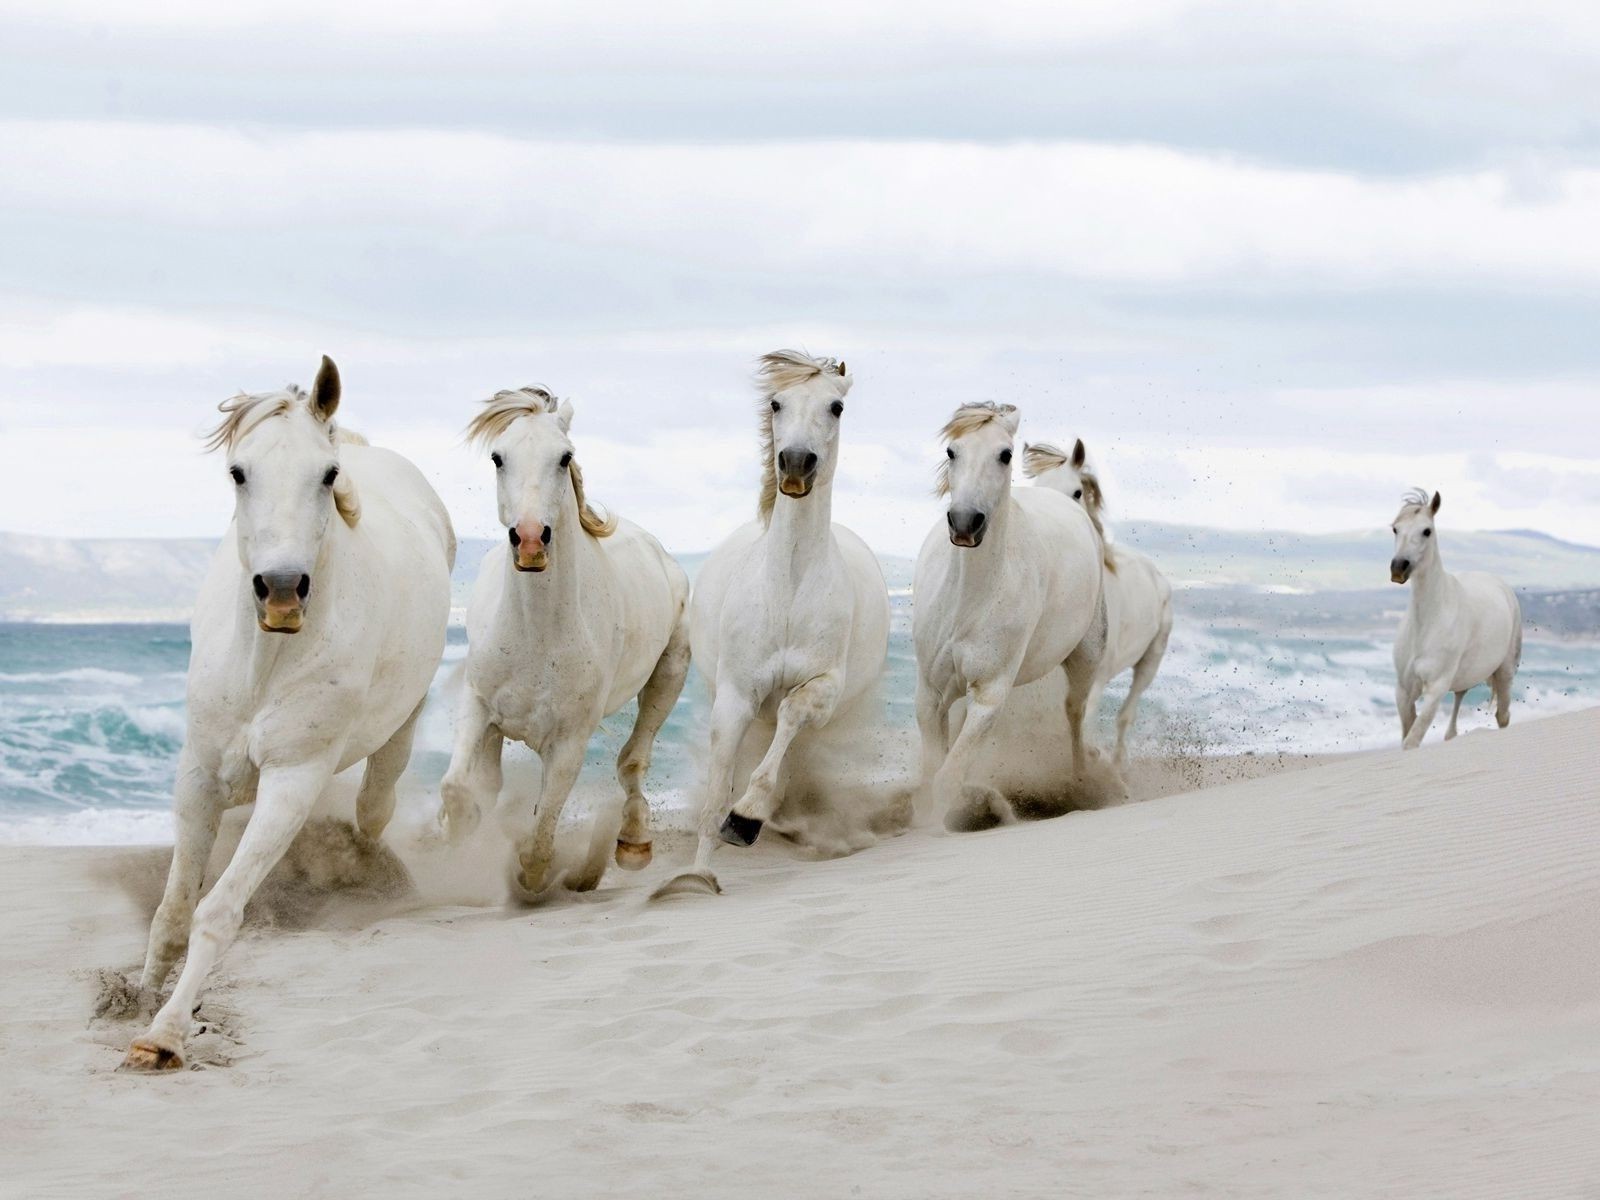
[1408,541,1450,616]
[951,492,1016,604]
[762,470,836,584]
[503,499,585,630]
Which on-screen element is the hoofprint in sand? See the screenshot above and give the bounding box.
[5,710,1598,1198]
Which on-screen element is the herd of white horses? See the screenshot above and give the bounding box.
[119,350,1523,1071]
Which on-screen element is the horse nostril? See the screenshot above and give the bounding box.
[295,575,311,600]
[803,452,818,474]
[252,575,268,600]
[508,527,521,548]
[947,512,959,531]
[540,526,552,546]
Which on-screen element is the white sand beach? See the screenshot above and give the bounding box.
[4,709,1598,1198]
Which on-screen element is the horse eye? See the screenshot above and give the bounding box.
[1423,528,1431,537]
[830,401,844,418]
[490,452,503,469]
[229,466,245,486]
[322,466,339,487]
[1073,489,1083,500]
[946,447,956,460]
[770,400,781,413]
[999,449,1012,465]
[559,451,572,469]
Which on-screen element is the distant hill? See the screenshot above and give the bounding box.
[2,524,1597,622]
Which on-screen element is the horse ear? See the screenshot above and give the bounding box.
[310,355,340,423]
[1430,491,1442,515]
[837,361,847,376]
[997,404,1020,436]
[1072,438,1086,468]
[556,401,574,432]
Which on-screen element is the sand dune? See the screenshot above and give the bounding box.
[4,710,1598,1197]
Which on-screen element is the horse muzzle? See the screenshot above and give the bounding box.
[776,448,818,498]
[253,571,309,633]
[1390,557,1411,585]
[510,523,551,572]
[947,509,987,548]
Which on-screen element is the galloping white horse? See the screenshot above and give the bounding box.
[1024,438,1173,770]
[1390,489,1521,749]
[665,350,889,894]
[124,357,454,1070]
[439,388,690,896]
[914,404,1108,827]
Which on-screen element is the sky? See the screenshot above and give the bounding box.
[2,1,1599,557]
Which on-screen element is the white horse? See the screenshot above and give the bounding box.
[438,387,691,897]
[1023,438,1174,771]
[664,350,889,894]
[124,357,454,1071]
[913,404,1109,828]
[1390,488,1521,749]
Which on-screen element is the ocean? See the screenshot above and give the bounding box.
[2,596,1596,845]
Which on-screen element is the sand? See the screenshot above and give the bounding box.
[3,710,1598,1198]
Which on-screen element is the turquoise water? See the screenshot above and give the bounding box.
[2,608,1595,843]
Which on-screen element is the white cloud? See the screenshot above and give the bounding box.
[6,122,1600,293]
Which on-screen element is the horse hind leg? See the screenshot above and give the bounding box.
[1115,628,1171,773]
[356,699,425,840]
[614,616,691,871]
[1443,691,1466,741]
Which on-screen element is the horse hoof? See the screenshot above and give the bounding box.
[650,870,721,899]
[615,839,653,871]
[120,1038,183,1073]
[719,812,763,847]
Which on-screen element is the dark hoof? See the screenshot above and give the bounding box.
[719,811,764,847]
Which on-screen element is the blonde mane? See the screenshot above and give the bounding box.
[755,349,846,525]
[203,386,306,454]
[464,387,617,538]
[933,402,1017,498]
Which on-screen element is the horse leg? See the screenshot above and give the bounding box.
[614,616,691,871]
[724,670,843,843]
[931,677,1015,829]
[1395,681,1416,741]
[1063,648,1101,783]
[656,690,754,896]
[123,757,334,1071]
[1491,664,1515,729]
[512,738,588,897]
[913,676,950,823]
[438,688,503,844]
[1115,626,1171,773]
[1443,691,1466,741]
[138,751,224,995]
[356,698,424,840]
[1403,682,1448,750]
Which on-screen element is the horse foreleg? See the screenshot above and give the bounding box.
[438,688,503,844]
[931,678,1014,829]
[139,751,224,995]
[1403,682,1448,750]
[653,690,754,896]
[725,670,843,842]
[1063,649,1101,782]
[356,698,424,841]
[614,616,691,871]
[513,738,588,897]
[123,757,333,1071]
[913,677,950,824]
[1444,691,1466,741]
[1395,681,1417,740]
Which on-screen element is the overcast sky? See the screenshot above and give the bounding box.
[2,0,1599,556]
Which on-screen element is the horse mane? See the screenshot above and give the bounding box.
[934,402,1017,498]
[1021,441,1069,478]
[1399,487,1431,511]
[203,386,305,453]
[755,349,846,525]
[464,387,616,538]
